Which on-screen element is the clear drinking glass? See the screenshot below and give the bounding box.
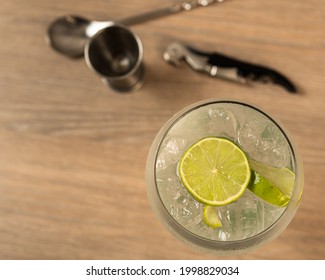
[146,99,303,255]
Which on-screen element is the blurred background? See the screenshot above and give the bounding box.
[0,0,324,259]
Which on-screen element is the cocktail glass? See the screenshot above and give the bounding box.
[146,99,303,255]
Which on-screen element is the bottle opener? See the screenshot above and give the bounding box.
[163,42,297,93]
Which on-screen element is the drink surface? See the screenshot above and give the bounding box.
[155,102,295,241]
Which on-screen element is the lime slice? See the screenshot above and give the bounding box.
[249,160,295,197]
[178,137,251,206]
[203,206,222,228]
[248,171,290,207]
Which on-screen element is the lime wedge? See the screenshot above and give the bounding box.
[249,160,295,197]
[178,137,251,206]
[248,171,290,207]
[203,205,222,228]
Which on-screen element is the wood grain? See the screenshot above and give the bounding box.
[0,0,324,259]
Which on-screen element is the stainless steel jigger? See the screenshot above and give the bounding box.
[85,24,144,93]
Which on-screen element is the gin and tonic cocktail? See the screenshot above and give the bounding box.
[146,100,303,254]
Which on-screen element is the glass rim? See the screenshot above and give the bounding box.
[147,98,303,253]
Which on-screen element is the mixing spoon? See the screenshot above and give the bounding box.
[46,0,225,58]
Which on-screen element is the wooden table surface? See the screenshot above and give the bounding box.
[0,0,324,260]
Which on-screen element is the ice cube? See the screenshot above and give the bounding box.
[166,175,182,200]
[237,121,290,167]
[262,199,285,229]
[207,107,238,141]
[216,191,264,241]
[156,173,181,211]
[259,123,290,167]
[169,182,203,227]
[270,144,290,167]
[237,121,263,160]
[156,136,187,172]
[164,136,187,156]
[157,170,203,228]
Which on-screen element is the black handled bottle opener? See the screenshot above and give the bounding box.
[163,42,297,93]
